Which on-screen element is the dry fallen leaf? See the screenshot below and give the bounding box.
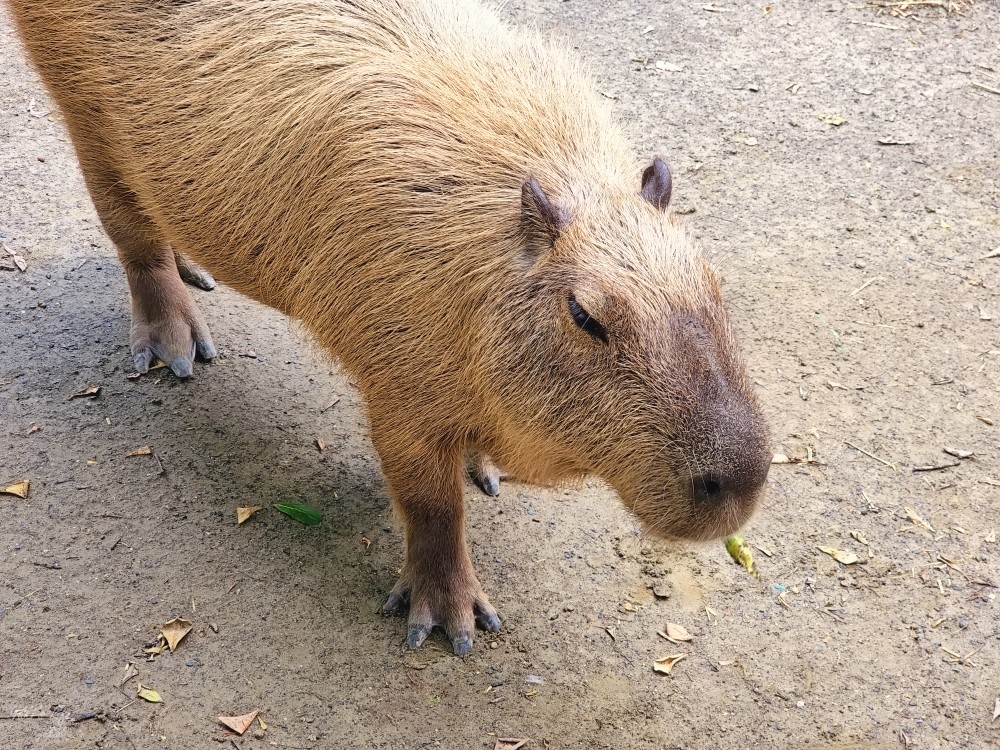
[69,385,101,400]
[314,436,325,452]
[2,243,27,271]
[218,709,260,736]
[657,622,693,644]
[126,446,153,458]
[943,447,974,459]
[850,530,869,546]
[236,506,263,525]
[993,698,1000,722]
[904,506,935,532]
[160,618,193,652]
[120,663,139,687]
[818,546,859,565]
[1,480,30,499]
[136,684,162,703]
[653,653,687,675]
[143,637,167,655]
[494,739,528,750]
[654,60,683,72]
[257,715,268,731]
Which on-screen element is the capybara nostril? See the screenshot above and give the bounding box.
[691,473,724,505]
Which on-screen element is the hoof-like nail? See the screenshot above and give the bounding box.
[169,357,194,378]
[196,339,217,361]
[382,592,408,615]
[476,609,502,633]
[196,273,216,291]
[479,475,501,497]
[134,349,153,374]
[450,632,474,657]
[407,623,431,650]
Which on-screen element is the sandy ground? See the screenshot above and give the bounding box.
[2,1,999,748]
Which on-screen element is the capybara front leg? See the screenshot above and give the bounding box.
[378,437,501,656]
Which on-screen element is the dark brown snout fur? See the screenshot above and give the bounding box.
[10,0,770,655]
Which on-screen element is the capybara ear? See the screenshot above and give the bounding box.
[521,175,568,247]
[641,157,672,211]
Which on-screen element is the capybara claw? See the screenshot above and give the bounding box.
[175,252,217,291]
[168,356,194,379]
[381,589,409,615]
[477,473,500,497]
[133,347,154,374]
[470,454,506,497]
[475,604,502,633]
[449,631,474,657]
[407,623,432,650]
[195,337,217,361]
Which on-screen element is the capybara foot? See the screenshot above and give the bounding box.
[469,454,507,497]
[174,252,217,291]
[129,266,216,378]
[382,574,501,656]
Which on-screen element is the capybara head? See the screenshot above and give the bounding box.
[487,158,770,541]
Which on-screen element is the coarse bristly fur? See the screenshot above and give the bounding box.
[9,0,773,655]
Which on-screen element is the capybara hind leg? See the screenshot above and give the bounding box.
[377,433,501,656]
[125,258,217,377]
[175,252,217,291]
[87,176,216,377]
[469,453,507,497]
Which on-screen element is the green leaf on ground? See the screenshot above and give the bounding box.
[274,503,323,526]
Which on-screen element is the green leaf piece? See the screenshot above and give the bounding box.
[274,502,323,526]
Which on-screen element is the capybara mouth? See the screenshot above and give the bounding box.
[637,496,760,543]
[626,462,769,543]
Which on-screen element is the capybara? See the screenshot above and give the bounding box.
[10,0,772,655]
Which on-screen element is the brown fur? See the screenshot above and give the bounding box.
[9,0,771,654]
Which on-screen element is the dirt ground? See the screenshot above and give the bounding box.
[2,1,999,748]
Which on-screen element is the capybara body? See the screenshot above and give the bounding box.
[10,0,772,654]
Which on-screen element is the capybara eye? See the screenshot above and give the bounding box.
[567,294,608,344]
